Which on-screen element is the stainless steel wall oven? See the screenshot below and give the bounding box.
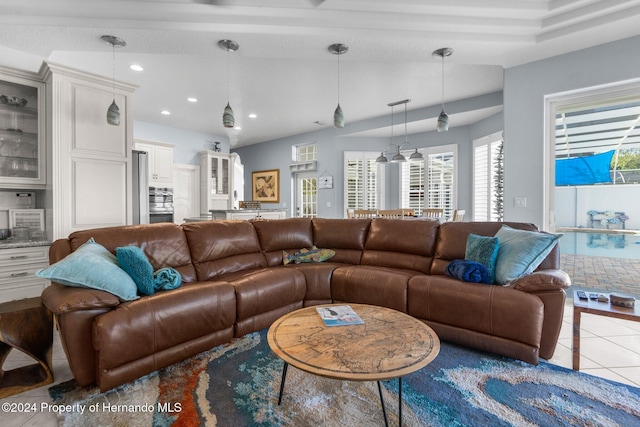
[149,187,174,223]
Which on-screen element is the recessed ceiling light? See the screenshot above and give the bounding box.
[130,64,143,71]
[161,110,171,115]
[187,97,198,103]
[234,126,242,130]
[248,113,257,119]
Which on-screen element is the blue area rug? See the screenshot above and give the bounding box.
[49,329,640,426]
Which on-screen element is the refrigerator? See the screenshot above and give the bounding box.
[132,150,150,224]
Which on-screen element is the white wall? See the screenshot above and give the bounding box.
[133,120,229,165]
[555,185,640,230]
[504,35,640,229]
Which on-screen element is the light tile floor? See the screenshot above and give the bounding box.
[547,297,640,388]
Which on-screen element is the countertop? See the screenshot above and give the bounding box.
[209,208,287,213]
[0,239,52,249]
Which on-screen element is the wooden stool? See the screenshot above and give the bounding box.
[0,297,53,398]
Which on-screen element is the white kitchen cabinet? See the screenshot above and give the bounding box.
[200,151,233,214]
[0,245,50,303]
[41,62,136,240]
[0,67,46,187]
[134,140,174,186]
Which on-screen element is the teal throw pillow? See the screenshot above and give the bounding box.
[465,234,500,283]
[36,238,139,301]
[116,246,156,296]
[493,225,562,285]
[283,246,336,265]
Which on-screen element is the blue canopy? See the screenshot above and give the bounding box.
[556,150,615,186]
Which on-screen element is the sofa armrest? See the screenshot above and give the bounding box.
[42,283,121,315]
[511,270,571,293]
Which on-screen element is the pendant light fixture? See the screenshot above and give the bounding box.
[377,99,424,164]
[433,47,453,132]
[102,35,126,126]
[328,43,348,128]
[218,39,239,128]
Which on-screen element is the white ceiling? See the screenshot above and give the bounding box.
[1,0,640,147]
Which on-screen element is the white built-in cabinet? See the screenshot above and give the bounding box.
[200,151,238,214]
[134,140,174,186]
[41,62,136,240]
[0,67,46,187]
[0,246,50,303]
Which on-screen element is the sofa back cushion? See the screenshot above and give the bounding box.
[431,222,559,275]
[311,218,370,264]
[183,220,267,280]
[252,218,314,266]
[65,223,197,283]
[361,218,439,273]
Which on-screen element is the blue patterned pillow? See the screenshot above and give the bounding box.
[494,225,562,285]
[36,238,139,301]
[465,234,500,283]
[116,246,156,296]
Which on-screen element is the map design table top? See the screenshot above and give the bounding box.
[267,303,440,381]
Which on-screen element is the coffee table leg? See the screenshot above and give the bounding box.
[376,381,389,427]
[277,362,288,405]
[398,377,402,427]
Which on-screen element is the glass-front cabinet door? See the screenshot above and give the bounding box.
[0,72,45,186]
[199,151,233,214]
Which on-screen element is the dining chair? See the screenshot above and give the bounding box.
[422,208,444,219]
[452,209,466,222]
[353,209,377,218]
[377,209,404,219]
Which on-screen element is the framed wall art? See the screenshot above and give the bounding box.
[252,169,280,203]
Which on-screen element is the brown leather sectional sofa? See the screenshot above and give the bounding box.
[41,218,570,392]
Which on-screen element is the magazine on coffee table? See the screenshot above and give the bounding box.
[316,305,364,326]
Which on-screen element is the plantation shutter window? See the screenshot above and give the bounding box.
[344,151,384,212]
[401,145,456,219]
[473,132,503,221]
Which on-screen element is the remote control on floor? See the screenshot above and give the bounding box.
[577,290,588,300]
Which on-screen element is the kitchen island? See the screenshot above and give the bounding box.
[184,209,287,222]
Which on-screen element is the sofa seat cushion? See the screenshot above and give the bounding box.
[407,275,544,348]
[229,267,307,336]
[331,265,420,312]
[93,281,236,372]
[286,262,342,304]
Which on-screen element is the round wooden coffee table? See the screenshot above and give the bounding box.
[267,303,440,426]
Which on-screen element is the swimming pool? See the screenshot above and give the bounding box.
[558,230,640,259]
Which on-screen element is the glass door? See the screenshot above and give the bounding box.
[294,172,317,218]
